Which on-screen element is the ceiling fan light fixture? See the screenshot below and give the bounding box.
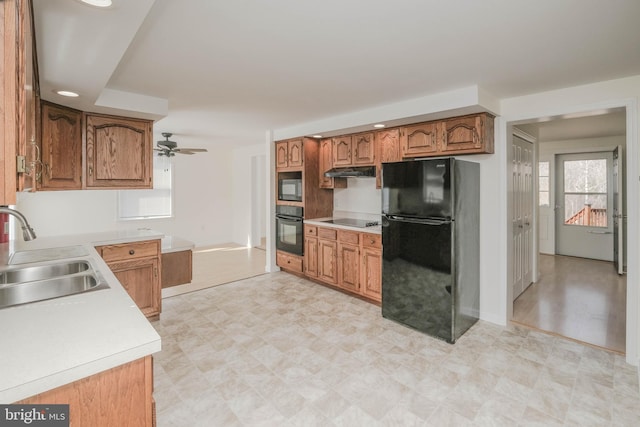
[80,0,112,7]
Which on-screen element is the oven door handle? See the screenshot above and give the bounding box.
[276,215,303,222]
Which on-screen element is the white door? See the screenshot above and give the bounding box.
[613,146,625,274]
[512,135,534,299]
[555,152,614,261]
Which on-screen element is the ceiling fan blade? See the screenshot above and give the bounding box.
[175,150,196,155]
[174,148,208,153]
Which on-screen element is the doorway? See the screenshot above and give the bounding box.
[509,109,628,354]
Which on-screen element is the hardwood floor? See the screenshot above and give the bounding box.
[512,254,626,354]
[161,243,267,298]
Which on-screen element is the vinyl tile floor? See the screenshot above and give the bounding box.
[151,272,640,426]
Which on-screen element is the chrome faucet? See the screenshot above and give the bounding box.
[0,206,37,241]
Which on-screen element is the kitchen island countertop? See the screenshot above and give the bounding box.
[0,229,164,403]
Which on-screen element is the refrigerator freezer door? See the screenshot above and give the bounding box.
[382,158,453,219]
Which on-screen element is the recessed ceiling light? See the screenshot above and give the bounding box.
[56,90,79,97]
[373,124,385,128]
[80,0,112,7]
[312,135,323,138]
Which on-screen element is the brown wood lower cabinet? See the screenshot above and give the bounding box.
[361,236,382,301]
[304,224,381,303]
[337,230,360,293]
[276,250,303,274]
[95,240,161,319]
[19,356,154,427]
[161,250,193,288]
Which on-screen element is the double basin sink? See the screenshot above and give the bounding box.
[0,247,109,309]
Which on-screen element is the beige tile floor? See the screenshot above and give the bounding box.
[152,272,640,426]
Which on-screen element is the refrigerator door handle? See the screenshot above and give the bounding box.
[385,215,452,226]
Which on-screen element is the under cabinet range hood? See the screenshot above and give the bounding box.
[324,166,376,178]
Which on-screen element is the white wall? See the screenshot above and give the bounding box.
[231,143,267,246]
[15,144,236,247]
[333,178,380,219]
[537,136,625,255]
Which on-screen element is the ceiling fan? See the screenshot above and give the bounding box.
[154,133,208,157]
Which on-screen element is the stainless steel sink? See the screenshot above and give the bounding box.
[0,261,90,284]
[0,259,109,309]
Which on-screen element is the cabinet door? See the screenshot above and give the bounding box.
[440,113,494,154]
[319,138,346,189]
[333,136,353,167]
[376,128,400,188]
[352,132,375,165]
[288,139,304,167]
[108,257,160,319]
[319,138,333,188]
[40,102,83,190]
[275,141,289,169]
[304,236,318,277]
[338,243,360,292]
[361,248,382,302]
[317,239,338,284]
[401,122,439,158]
[85,114,153,189]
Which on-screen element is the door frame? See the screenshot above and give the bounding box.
[504,99,637,365]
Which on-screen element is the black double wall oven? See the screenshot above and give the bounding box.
[275,205,304,256]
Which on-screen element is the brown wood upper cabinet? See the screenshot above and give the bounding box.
[85,113,153,189]
[2,0,38,203]
[333,132,375,167]
[39,102,82,190]
[400,121,439,158]
[276,139,303,169]
[375,128,401,188]
[439,112,494,155]
[400,112,494,158]
[319,138,346,189]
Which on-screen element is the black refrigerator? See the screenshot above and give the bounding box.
[381,157,479,343]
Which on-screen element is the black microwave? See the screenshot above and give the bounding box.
[278,177,302,202]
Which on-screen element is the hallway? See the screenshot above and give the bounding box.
[512,254,626,354]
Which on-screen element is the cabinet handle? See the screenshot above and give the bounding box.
[129,249,135,255]
[154,267,158,277]
[89,166,93,176]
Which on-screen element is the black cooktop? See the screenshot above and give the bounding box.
[322,218,379,228]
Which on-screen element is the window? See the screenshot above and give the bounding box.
[118,155,172,219]
[563,158,607,227]
[538,161,549,206]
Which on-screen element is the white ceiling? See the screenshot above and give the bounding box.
[33,0,640,147]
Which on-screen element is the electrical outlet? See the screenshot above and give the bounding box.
[16,155,26,173]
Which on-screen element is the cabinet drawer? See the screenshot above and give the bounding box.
[305,225,318,236]
[97,240,160,263]
[318,227,337,240]
[362,233,381,249]
[276,251,303,273]
[338,230,359,245]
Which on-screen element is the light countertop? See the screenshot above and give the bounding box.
[305,217,382,234]
[0,229,164,402]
